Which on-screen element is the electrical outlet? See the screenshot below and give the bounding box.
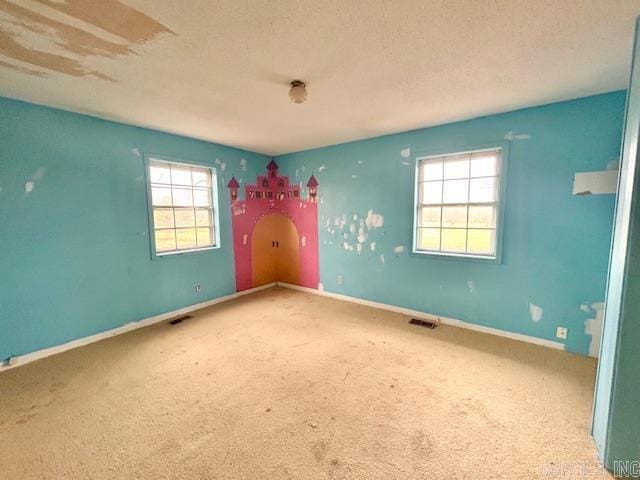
[337,275,343,285]
[194,283,202,294]
[556,327,568,340]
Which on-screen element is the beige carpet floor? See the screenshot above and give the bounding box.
[0,287,609,479]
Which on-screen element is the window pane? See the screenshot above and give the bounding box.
[193,188,211,207]
[153,208,174,229]
[192,169,210,187]
[150,164,171,184]
[152,186,172,206]
[442,179,469,204]
[421,160,442,181]
[467,229,495,255]
[470,155,498,177]
[171,165,192,186]
[441,228,466,252]
[174,208,195,228]
[442,205,467,228]
[417,228,440,250]
[419,206,441,227]
[420,181,442,204]
[443,157,469,179]
[196,227,213,246]
[468,205,496,228]
[172,188,193,207]
[155,229,176,252]
[176,228,197,249]
[469,177,497,203]
[195,208,212,227]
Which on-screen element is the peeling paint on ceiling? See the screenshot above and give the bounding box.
[0,0,173,80]
[0,0,639,155]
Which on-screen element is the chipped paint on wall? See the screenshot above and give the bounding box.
[400,147,411,158]
[529,303,543,323]
[584,302,605,357]
[467,280,476,294]
[240,158,247,171]
[318,164,326,172]
[393,245,405,255]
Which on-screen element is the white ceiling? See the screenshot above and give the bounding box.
[1,0,640,155]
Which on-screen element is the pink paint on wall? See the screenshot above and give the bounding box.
[228,160,320,291]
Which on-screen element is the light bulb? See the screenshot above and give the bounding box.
[289,80,307,104]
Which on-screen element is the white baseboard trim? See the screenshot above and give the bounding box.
[1,282,276,372]
[276,282,566,352]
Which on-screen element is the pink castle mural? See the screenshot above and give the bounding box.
[227,160,319,292]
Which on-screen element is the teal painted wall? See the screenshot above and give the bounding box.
[593,20,640,470]
[0,97,269,361]
[276,92,625,356]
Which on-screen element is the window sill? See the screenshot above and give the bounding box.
[410,249,501,264]
[155,245,219,258]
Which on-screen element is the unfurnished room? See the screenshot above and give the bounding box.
[2,1,640,479]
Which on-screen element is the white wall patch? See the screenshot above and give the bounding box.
[301,235,306,247]
[380,254,385,264]
[356,243,363,254]
[573,170,618,195]
[357,227,367,243]
[319,164,326,172]
[400,147,411,158]
[370,242,376,251]
[318,282,324,291]
[240,158,247,171]
[468,280,476,294]
[529,303,543,323]
[504,131,531,141]
[365,210,384,229]
[242,233,248,245]
[24,181,34,193]
[584,302,605,358]
[393,245,405,255]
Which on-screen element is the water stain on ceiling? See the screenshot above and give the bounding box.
[0,0,174,81]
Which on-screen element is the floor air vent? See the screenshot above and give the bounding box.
[409,318,438,329]
[169,315,192,325]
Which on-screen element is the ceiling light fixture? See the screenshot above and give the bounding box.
[289,80,307,104]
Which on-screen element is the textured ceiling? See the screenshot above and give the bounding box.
[1,0,640,155]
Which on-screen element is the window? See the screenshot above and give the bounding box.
[148,157,218,255]
[414,148,502,258]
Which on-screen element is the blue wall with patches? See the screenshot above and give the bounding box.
[276,91,625,356]
[0,97,269,361]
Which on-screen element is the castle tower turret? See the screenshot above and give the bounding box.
[306,174,319,201]
[266,159,279,178]
[227,176,239,202]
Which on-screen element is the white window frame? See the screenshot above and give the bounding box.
[412,146,506,261]
[144,154,221,257]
